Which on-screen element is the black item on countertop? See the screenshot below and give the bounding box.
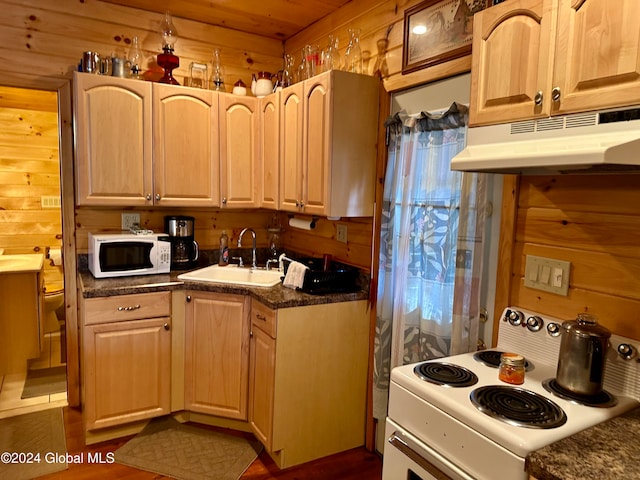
[283,257,359,295]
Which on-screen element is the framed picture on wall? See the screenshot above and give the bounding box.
[402,0,490,74]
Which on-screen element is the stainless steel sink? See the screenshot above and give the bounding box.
[177,265,283,287]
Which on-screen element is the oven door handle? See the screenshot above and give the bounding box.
[388,430,453,480]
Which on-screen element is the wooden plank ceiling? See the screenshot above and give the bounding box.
[97,0,353,40]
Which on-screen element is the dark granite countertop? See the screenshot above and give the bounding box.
[78,270,370,310]
[526,406,640,480]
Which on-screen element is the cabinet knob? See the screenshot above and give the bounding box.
[164,323,170,331]
[155,193,161,201]
[534,90,543,105]
[222,197,227,205]
[146,193,152,201]
[186,295,192,303]
[295,200,300,207]
[299,201,304,208]
[551,87,561,102]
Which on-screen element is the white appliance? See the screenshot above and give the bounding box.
[450,105,640,174]
[88,232,171,278]
[382,307,640,480]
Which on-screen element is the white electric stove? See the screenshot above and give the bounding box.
[382,307,640,480]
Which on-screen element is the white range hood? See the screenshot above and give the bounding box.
[451,106,640,174]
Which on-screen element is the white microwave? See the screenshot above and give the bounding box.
[88,232,171,278]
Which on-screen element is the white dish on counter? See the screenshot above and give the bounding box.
[177,264,283,287]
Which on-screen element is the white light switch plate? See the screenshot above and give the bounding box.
[524,255,570,296]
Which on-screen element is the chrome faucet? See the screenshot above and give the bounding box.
[237,227,257,268]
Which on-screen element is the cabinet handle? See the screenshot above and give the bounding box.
[222,197,227,205]
[295,200,300,207]
[155,193,161,201]
[146,193,152,201]
[534,90,543,105]
[551,87,561,102]
[186,295,192,303]
[164,323,170,331]
[299,201,304,208]
[255,313,267,321]
[117,304,141,311]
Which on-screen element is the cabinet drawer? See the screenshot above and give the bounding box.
[251,299,276,338]
[83,291,170,325]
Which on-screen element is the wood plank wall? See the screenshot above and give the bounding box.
[74,209,373,270]
[283,0,473,92]
[503,174,640,340]
[0,86,63,287]
[0,0,284,91]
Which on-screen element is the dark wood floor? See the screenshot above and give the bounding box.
[39,407,383,479]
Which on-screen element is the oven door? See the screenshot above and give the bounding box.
[383,418,474,480]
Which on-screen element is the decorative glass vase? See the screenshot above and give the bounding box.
[323,35,341,72]
[297,47,307,83]
[283,54,295,87]
[343,28,363,74]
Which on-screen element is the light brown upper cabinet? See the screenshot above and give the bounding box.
[74,73,153,206]
[153,85,220,206]
[279,70,379,218]
[75,73,220,206]
[470,0,640,126]
[219,95,260,208]
[260,91,280,210]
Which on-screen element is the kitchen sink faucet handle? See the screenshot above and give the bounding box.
[231,256,244,268]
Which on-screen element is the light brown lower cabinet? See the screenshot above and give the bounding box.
[80,288,368,464]
[248,298,370,469]
[184,291,250,420]
[81,292,172,431]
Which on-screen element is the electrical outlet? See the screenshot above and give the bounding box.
[121,212,140,231]
[336,224,348,243]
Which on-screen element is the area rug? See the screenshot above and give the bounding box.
[0,408,67,479]
[115,416,262,480]
[21,365,67,399]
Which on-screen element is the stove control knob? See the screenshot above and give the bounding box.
[526,315,544,332]
[505,309,523,326]
[547,322,561,337]
[617,343,636,360]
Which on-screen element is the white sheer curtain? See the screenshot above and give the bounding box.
[373,103,487,420]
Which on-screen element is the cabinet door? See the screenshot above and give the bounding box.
[260,92,280,209]
[552,0,640,115]
[219,95,260,208]
[83,317,171,430]
[74,72,153,205]
[303,73,331,216]
[154,85,220,206]
[249,325,275,449]
[184,292,250,420]
[469,0,555,126]
[279,83,304,212]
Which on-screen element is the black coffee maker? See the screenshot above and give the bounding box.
[164,215,199,270]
